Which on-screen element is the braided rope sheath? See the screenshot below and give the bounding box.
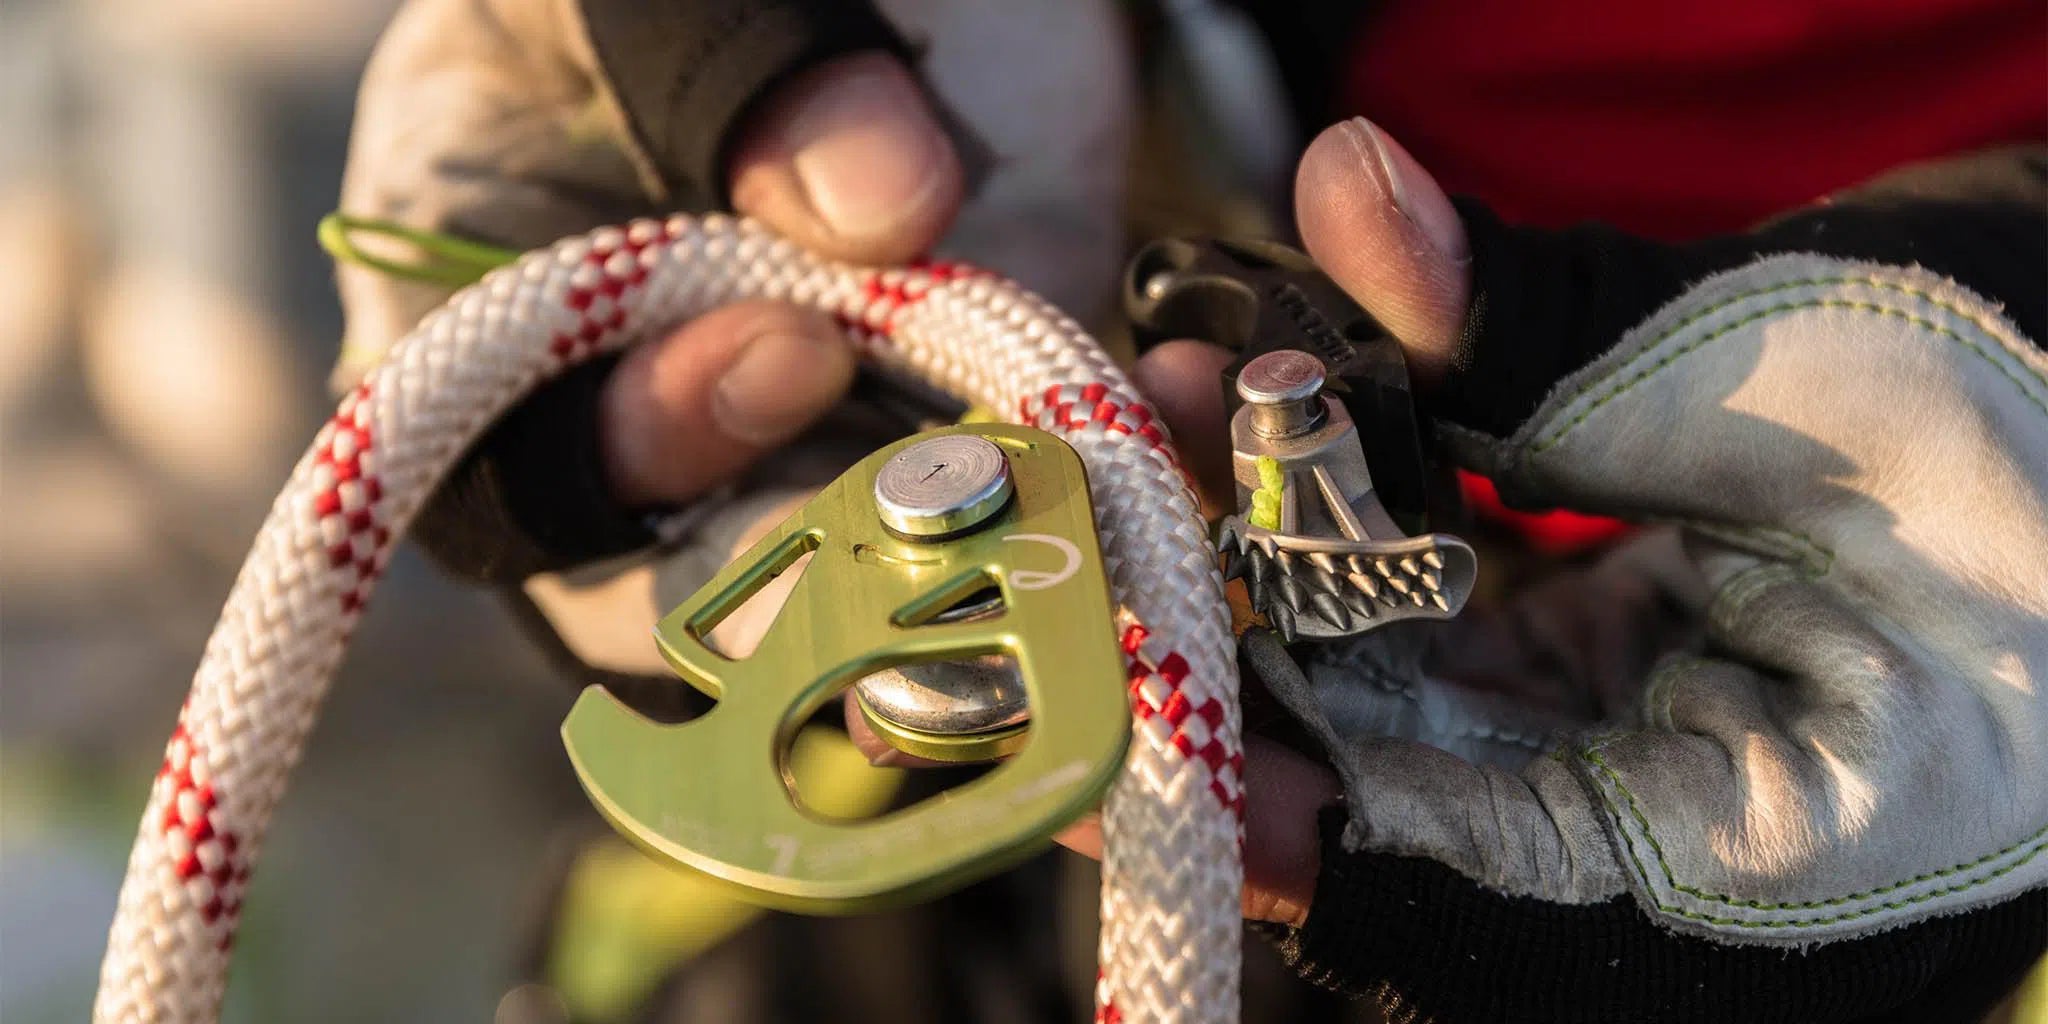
[93,215,1242,1023]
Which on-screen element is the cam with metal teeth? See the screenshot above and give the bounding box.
[1222,350,1477,642]
[1217,516,1475,641]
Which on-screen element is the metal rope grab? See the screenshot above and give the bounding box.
[92,214,1244,1023]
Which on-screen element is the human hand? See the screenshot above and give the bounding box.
[600,51,963,509]
[337,0,974,579]
[1114,122,2048,1021]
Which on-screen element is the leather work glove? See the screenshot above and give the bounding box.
[1120,124,2048,1022]
[332,0,1133,684]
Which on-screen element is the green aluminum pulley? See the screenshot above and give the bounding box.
[561,423,1131,913]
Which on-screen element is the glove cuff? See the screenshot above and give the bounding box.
[1269,810,2048,1023]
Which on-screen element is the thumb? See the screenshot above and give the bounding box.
[727,51,964,264]
[1295,117,1472,386]
[600,301,856,508]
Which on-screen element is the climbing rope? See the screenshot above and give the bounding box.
[93,215,1243,1023]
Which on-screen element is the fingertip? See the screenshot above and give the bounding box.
[1130,340,1237,512]
[1130,339,1237,395]
[1296,117,1472,385]
[728,52,963,264]
[1299,118,1468,264]
[1241,735,1341,926]
[709,311,856,447]
[1054,813,1104,861]
[601,301,853,507]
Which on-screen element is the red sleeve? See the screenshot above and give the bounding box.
[1341,0,2045,550]
[1341,0,2048,240]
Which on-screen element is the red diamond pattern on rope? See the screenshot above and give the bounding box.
[1018,383,1187,480]
[842,259,992,343]
[96,214,1246,1024]
[310,384,389,615]
[550,221,675,363]
[1122,623,1245,819]
[1094,969,1124,1024]
[157,710,249,949]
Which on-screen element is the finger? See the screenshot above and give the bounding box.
[1129,339,1238,517]
[1054,813,1101,859]
[600,301,855,507]
[1300,116,1896,443]
[1055,735,1340,927]
[727,52,964,265]
[1295,117,1472,387]
[1238,736,1342,927]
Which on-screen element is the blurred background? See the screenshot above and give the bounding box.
[1,0,596,1018]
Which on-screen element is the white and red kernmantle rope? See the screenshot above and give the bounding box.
[93,215,1243,1023]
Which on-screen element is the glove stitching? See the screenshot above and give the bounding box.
[1639,654,1710,730]
[1661,518,1835,577]
[1579,743,2048,925]
[1531,277,2048,455]
[1706,562,1810,640]
[1561,282,2045,926]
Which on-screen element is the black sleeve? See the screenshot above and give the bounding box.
[1434,144,2047,441]
[408,353,654,581]
[411,0,912,583]
[581,0,914,209]
[1261,813,2047,1024]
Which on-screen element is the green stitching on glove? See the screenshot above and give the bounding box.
[1581,744,2048,927]
[1530,274,2048,927]
[1661,519,1836,578]
[1533,277,2048,455]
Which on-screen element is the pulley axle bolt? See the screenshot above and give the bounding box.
[1237,350,1328,438]
[874,434,1015,540]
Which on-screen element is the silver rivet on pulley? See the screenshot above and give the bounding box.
[874,434,1015,539]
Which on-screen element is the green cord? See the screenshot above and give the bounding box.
[1247,456,1285,530]
[317,212,521,287]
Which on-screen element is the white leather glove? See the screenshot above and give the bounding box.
[1183,123,2048,1023]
